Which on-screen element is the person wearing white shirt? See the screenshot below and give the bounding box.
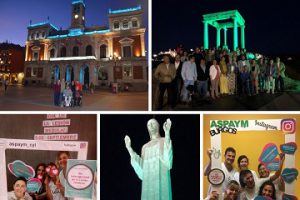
[181,55,197,103]
[209,59,221,99]
[204,147,237,194]
[239,154,285,200]
[234,155,258,186]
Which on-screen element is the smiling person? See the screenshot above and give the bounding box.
[204,147,237,193]
[30,163,47,200]
[8,177,33,200]
[56,151,72,199]
[205,180,240,200]
[257,180,276,199]
[234,155,258,185]
[239,154,285,199]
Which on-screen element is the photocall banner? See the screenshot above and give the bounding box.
[0,138,88,200]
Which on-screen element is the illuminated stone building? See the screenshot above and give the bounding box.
[0,42,25,84]
[24,0,147,90]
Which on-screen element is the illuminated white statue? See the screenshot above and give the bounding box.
[124,118,173,200]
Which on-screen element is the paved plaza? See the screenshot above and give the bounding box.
[0,85,148,111]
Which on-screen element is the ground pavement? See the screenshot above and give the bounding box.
[0,85,148,111]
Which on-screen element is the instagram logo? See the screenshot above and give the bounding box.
[281,119,296,134]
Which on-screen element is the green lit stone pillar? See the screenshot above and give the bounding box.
[241,25,245,49]
[233,17,238,51]
[204,21,209,49]
[223,27,228,49]
[216,28,221,48]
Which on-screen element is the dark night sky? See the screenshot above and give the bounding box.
[0,0,147,48]
[153,0,300,56]
[101,114,200,200]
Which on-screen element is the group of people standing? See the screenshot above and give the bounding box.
[204,147,286,200]
[8,151,73,200]
[154,46,286,110]
[52,79,83,107]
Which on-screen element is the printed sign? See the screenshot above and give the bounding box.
[282,193,298,200]
[282,168,298,184]
[46,114,67,119]
[266,158,280,171]
[258,143,279,164]
[280,142,297,155]
[34,134,78,141]
[44,127,69,134]
[207,168,225,186]
[65,159,97,199]
[281,119,296,134]
[27,178,42,193]
[42,119,71,127]
[8,160,35,180]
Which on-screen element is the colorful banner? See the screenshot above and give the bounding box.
[8,160,35,180]
[34,134,78,141]
[27,178,42,193]
[282,168,298,184]
[65,159,97,199]
[282,193,298,200]
[258,143,279,164]
[42,119,71,127]
[280,142,297,155]
[44,127,69,134]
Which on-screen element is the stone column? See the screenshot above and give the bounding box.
[241,25,245,49]
[233,17,238,51]
[216,28,221,48]
[204,21,209,49]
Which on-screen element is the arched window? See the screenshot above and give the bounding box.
[86,45,92,56]
[60,47,66,57]
[50,49,55,58]
[100,45,107,58]
[122,20,129,29]
[114,21,120,30]
[132,19,138,28]
[73,46,79,56]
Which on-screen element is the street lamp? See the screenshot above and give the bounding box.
[109,52,121,83]
[109,52,121,93]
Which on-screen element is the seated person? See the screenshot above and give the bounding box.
[8,177,33,200]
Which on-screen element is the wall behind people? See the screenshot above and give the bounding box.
[0,114,97,191]
[203,114,300,198]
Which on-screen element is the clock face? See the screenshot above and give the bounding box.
[73,5,80,13]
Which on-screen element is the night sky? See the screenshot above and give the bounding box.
[153,0,300,56]
[0,0,147,47]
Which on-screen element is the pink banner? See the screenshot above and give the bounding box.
[46,114,67,119]
[44,127,69,134]
[42,119,71,127]
[34,134,78,141]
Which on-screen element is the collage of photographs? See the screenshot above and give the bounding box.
[0,0,300,200]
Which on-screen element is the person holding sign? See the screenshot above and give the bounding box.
[124,118,173,200]
[56,151,73,200]
[239,153,285,200]
[8,177,33,200]
[204,147,237,193]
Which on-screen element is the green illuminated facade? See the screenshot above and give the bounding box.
[203,10,245,51]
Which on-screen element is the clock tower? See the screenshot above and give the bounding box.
[70,0,85,29]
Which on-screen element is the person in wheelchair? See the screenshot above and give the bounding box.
[62,85,73,107]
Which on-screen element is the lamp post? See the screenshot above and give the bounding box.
[109,52,121,93]
[110,52,121,83]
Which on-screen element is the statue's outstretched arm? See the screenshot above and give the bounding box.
[162,119,173,169]
[124,135,143,180]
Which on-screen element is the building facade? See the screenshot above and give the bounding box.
[0,43,25,84]
[24,0,147,90]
